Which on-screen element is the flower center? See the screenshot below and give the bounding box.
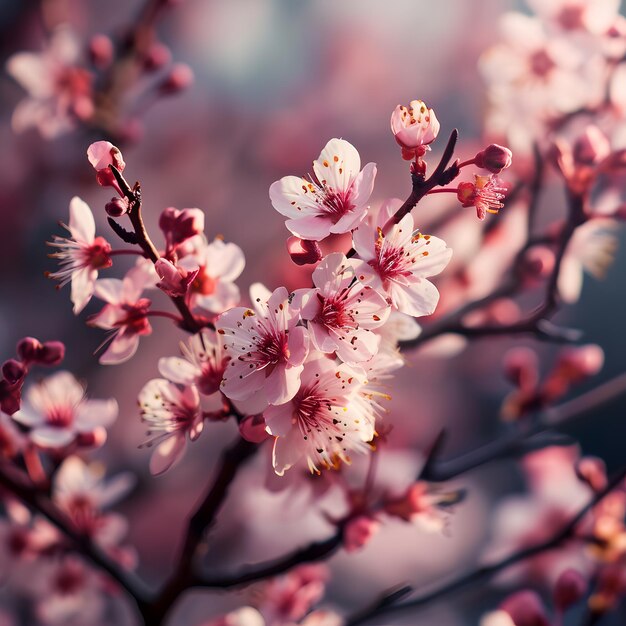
[530,49,555,78]
[47,405,74,428]
[557,4,585,30]
[119,300,151,335]
[320,187,354,222]
[84,237,112,270]
[316,293,353,329]
[192,267,217,295]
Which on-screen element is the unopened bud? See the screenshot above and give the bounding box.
[344,516,380,552]
[87,141,126,190]
[159,207,205,249]
[573,126,611,166]
[503,347,539,391]
[475,144,513,174]
[16,337,43,364]
[2,360,26,385]
[500,591,550,626]
[89,34,114,68]
[556,344,604,382]
[38,341,65,366]
[105,197,130,217]
[239,414,269,443]
[160,63,194,95]
[76,427,107,448]
[143,42,172,71]
[521,246,555,281]
[286,236,322,266]
[554,569,587,611]
[576,457,608,492]
[16,338,64,366]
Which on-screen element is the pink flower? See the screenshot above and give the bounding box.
[159,207,205,254]
[475,144,513,174]
[139,378,203,475]
[88,266,153,364]
[294,252,389,364]
[351,211,452,317]
[390,100,440,160]
[179,236,245,314]
[269,138,376,241]
[457,175,506,220]
[6,27,94,138]
[526,0,621,35]
[217,284,309,406]
[11,371,117,450]
[86,141,126,190]
[47,197,112,314]
[264,356,374,475]
[158,329,227,396]
[154,258,199,297]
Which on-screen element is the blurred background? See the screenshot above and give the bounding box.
[0,1,625,624]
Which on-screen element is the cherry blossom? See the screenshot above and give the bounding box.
[526,0,621,35]
[158,328,227,397]
[88,265,154,364]
[6,27,94,138]
[139,377,203,475]
[11,371,117,450]
[154,258,198,298]
[351,211,452,317]
[269,138,376,241]
[457,175,506,220]
[86,141,126,190]
[179,235,245,314]
[47,197,112,314]
[294,252,390,365]
[217,284,309,406]
[264,355,374,475]
[390,100,440,160]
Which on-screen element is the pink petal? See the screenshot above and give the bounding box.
[68,196,95,243]
[150,435,187,475]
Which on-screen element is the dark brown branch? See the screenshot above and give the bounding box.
[345,466,626,626]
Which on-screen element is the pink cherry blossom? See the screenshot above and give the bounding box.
[269,138,376,241]
[47,197,112,314]
[526,0,621,35]
[390,100,440,160]
[158,329,227,396]
[217,284,309,406]
[86,141,126,191]
[457,175,506,220]
[139,378,203,475]
[159,207,205,254]
[6,27,94,138]
[179,236,245,314]
[264,356,374,475]
[11,371,117,450]
[294,252,389,365]
[88,266,154,364]
[351,211,452,317]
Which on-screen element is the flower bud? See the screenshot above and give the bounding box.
[553,569,587,611]
[160,63,194,95]
[76,427,107,448]
[475,144,513,174]
[105,196,130,217]
[159,207,205,250]
[343,516,380,552]
[286,236,322,266]
[16,337,43,364]
[500,590,550,626]
[89,34,114,68]
[38,341,66,366]
[87,141,126,190]
[503,347,539,391]
[2,360,26,385]
[16,337,65,366]
[239,414,269,443]
[576,456,608,492]
[155,258,198,298]
[556,344,604,383]
[390,100,440,160]
[143,42,172,72]
[573,126,611,166]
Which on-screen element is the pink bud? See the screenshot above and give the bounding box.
[239,414,269,443]
[16,337,64,366]
[390,100,440,160]
[143,42,172,71]
[38,341,66,366]
[76,427,107,448]
[159,207,205,250]
[16,337,43,364]
[2,360,26,385]
[521,246,555,282]
[105,197,130,217]
[553,569,587,611]
[343,516,380,552]
[160,63,194,94]
[89,34,114,68]
[155,258,199,297]
[500,591,550,626]
[503,347,539,392]
[87,141,126,190]
[576,457,608,492]
[475,144,513,174]
[556,344,604,382]
[286,236,322,266]
[573,126,611,166]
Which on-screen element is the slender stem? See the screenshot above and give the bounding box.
[109,249,145,256]
[426,188,458,194]
[345,467,626,626]
[457,158,476,169]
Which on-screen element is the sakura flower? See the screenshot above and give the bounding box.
[47,197,112,314]
[179,236,245,314]
[526,0,621,35]
[294,252,389,364]
[269,138,376,241]
[351,212,452,317]
[264,356,374,475]
[89,265,153,364]
[457,175,506,220]
[159,328,227,396]
[86,141,125,190]
[159,207,205,254]
[6,27,94,138]
[139,378,203,475]
[390,100,440,160]
[558,219,619,303]
[52,456,135,559]
[217,284,309,406]
[11,371,117,450]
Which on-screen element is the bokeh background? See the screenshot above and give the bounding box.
[0,1,625,624]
